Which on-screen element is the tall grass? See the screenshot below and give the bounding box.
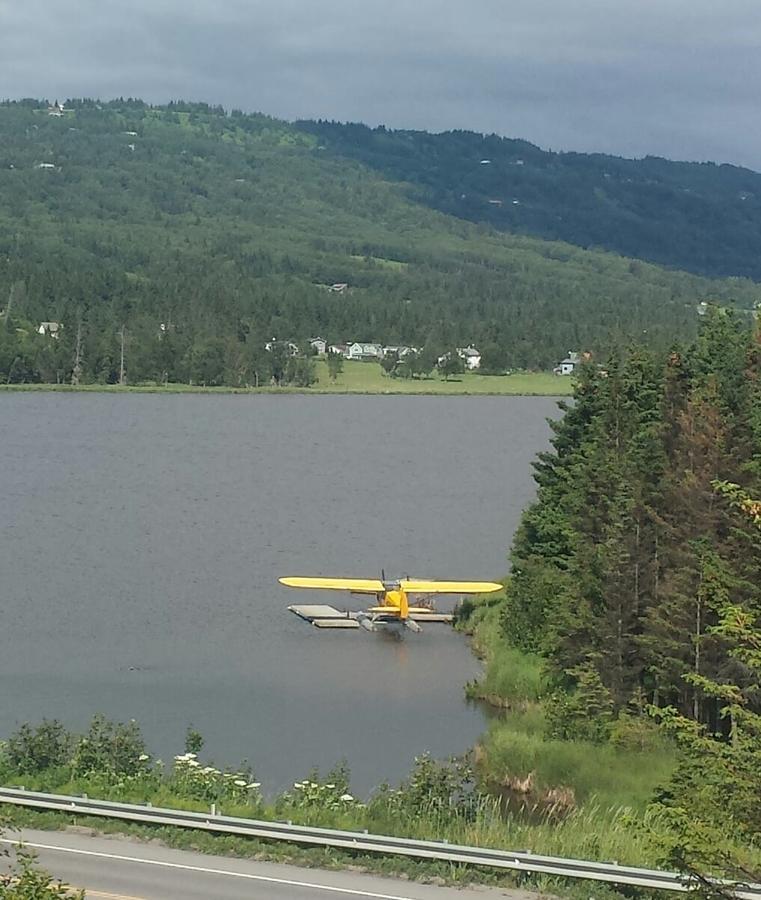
[2,764,659,867]
[459,592,676,814]
[481,714,674,811]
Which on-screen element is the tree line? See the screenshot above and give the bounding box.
[497,307,761,883]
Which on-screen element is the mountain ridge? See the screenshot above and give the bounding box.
[295,119,761,280]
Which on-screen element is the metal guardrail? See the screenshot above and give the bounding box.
[1,787,759,897]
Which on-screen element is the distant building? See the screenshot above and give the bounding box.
[38,321,62,338]
[347,342,383,360]
[309,337,327,355]
[328,343,349,357]
[36,162,57,170]
[382,345,415,359]
[47,101,65,117]
[553,351,580,376]
[329,283,349,294]
[457,346,482,370]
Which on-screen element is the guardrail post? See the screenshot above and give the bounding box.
[211,803,216,816]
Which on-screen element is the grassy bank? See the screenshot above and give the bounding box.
[458,593,676,814]
[0,363,573,396]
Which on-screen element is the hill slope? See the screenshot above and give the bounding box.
[297,121,761,280]
[0,99,757,385]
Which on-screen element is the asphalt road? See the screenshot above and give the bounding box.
[0,829,529,899]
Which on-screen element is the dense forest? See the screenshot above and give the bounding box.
[0,98,758,386]
[491,308,761,880]
[299,121,761,280]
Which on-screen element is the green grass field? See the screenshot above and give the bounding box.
[0,363,573,396]
[314,362,572,394]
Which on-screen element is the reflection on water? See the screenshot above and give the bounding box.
[0,393,557,793]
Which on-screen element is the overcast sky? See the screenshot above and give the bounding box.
[2,0,760,170]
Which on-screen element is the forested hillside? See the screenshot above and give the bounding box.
[299,121,761,280]
[0,99,757,386]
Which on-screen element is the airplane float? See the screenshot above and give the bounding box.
[279,574,502,634]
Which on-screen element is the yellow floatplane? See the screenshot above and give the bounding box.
[280,575,502,633]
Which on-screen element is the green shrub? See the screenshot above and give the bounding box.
[6,721,73,774]
[71,715,150,777]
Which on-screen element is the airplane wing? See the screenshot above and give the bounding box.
[399,580,503,594]
[279,576,385,593]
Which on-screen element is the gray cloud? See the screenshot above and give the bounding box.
[1,0,759,168]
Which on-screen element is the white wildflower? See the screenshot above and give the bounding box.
[138,754,149,761]
[248,782,261,789]
[340,794,354,802]
[234,779,247,787]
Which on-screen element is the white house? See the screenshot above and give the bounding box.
[553,351,580,376]
[38,321,62,338]
[47,101,65,117]
[36,163,57,170]
[347,342,383,360]
[309,337,327,355]
[328,343,349,357]
[382,345,416,359]
[457,346,481,370]
[329,283,349,294]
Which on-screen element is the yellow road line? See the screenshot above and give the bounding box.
[86,891,147,900]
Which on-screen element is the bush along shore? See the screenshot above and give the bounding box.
[0,714,660,867]
[459,307,761,889]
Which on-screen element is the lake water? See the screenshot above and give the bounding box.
[0,393,557,794]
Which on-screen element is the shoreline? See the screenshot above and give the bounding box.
[0,381,572,398]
